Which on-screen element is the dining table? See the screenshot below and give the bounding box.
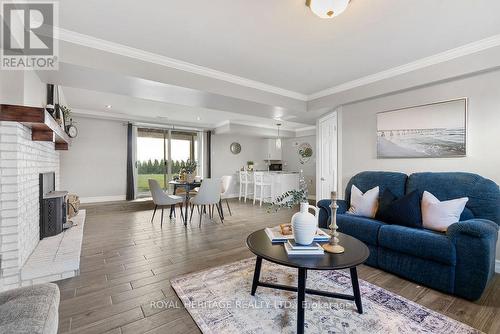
[169,180,202,226]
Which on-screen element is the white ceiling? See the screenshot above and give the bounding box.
[57,0,500,94]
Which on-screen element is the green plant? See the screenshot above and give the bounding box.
[247,161,254,165]
[267,189,307,213]
[60,105,72,121]
[184,159,197,174]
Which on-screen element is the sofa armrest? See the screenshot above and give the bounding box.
[317,199,348,228]
[446,219,499,300]
[447,219,499,239]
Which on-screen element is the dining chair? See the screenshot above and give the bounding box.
[239,171,254,202]
[149,179,184,227]
[190,178,223,227]
[253,172,272,206]
[221,175,233,216]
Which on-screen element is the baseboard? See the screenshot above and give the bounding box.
[80,195,126,203]
[496,260,500,274]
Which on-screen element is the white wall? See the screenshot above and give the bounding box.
[60,116,127,202]
[211,134,268,197]
[338,69,500,260]
[282,135,316,196]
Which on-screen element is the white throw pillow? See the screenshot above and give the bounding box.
[347,185,379,218]
[421,191,469,232]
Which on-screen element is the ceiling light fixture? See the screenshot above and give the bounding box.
[196,116,201,121]
[105,105,112,109]
[306,0,350,19]
[275,123,282,149]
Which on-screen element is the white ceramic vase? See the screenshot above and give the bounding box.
[292,202,319,245]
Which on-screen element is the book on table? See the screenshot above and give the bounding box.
[264,225,330,243]
[284,240,324,255]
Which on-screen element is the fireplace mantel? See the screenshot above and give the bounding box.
[0,104,72,150]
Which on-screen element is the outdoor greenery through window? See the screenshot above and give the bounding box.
[136,128,200,196]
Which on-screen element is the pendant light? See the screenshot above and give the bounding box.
[306,0,350,19]
[276,123,282,149]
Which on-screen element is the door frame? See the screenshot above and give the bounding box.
[316,110,339,201]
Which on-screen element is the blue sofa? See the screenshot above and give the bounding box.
[317,171,500,300]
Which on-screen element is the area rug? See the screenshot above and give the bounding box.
[170,258,480,334]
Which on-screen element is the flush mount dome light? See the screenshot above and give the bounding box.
[306,0,350,19]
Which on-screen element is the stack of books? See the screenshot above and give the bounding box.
[284,240,324,256]
[265,225,330,243]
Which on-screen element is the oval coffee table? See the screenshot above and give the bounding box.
[246,229,370,334]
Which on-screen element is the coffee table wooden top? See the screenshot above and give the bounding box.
[246,229,369,270]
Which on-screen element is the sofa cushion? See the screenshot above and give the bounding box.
[0,283,59,334]
[406,172,499,224]
[421,191,468,232]
[376,189,422,228]
[347,185,379,218]
[336,214,386,246]
[345,171,407,207]
[378,225,456,265]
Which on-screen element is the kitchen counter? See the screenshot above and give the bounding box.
[248,171,300,202]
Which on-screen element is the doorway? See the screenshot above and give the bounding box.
[316,112,338,200]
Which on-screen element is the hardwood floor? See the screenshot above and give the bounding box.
[56,200,500,333]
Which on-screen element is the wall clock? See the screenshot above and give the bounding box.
[230,142,241,154]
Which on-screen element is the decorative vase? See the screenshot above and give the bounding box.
[186,173,195,183]
[291,202,319,245]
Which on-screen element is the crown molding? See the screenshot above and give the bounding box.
[56,28,308,101]
[308,34,500,100]
[55,28,500,104]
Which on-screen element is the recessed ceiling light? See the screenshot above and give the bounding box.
[105,105,112,109]
[196,116,201,121]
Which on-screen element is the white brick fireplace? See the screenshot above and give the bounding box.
[0,121,60,291]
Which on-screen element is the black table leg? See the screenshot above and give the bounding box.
[350,267,363,314]
[297,268,307,334]
[184,190,189,226]
[251,257,262,296]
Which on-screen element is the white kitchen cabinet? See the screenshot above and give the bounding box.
[265,139,282,160]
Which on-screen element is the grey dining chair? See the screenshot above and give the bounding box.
[149,179,184,227]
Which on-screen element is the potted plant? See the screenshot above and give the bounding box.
[247,161,254,171]
[184,160,198,183]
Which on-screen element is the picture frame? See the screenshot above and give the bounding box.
[376,98,468,158]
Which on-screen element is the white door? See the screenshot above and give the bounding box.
[317,112,338,200]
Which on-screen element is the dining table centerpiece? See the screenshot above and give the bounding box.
[183,160,198,183]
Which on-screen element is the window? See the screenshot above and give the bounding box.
[136,128,201,197]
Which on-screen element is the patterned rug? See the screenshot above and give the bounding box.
[171,258,480,334]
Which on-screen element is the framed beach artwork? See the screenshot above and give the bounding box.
[377,98,467,158]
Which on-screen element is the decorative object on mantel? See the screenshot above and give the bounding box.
[230,142,241,154]
[323,191,345,254]
[170,258,480,334]
[298,142,313,164]
[246,161,254,171]
[291,202,319,245]
[377,98,467,158]
[61,106,78,138]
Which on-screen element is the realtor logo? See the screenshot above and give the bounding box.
[1,1,58,70]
